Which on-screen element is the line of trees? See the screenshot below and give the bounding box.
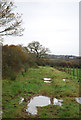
[2,41,81,80]
[46,59,80,68]
[0,1,51,80]
[2,41,50,80]
[1,0,81,80]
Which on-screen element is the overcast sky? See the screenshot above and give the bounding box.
[3,0,79,56]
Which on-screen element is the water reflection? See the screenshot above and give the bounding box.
[63,79,66,81]
[26,95,63,115]
[44,81,51,83]
[54,98,63,106]
[43,78,51,83]
[75,97,81,104]
[19,97,24,104]
[26,96,50,115]
[62,79,70,82]
[43,78,51,81]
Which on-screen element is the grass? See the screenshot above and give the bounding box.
[38,100,79,118]
[2,66,80,118]
[57,67,81,80]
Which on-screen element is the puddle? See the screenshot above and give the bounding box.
[26,95,63,115]
[26,96,50,115]
[43,78,51,83]
[43,78,51,81]
[19,97,24,104]
[62,79,70,82]
[63,79,66,81]
[44,80,51,83]
[75,97,81,104]
[54,98,63,106]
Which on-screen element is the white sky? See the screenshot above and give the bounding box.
[3,0,80,56]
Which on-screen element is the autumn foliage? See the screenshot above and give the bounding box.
[2,44,80,80]
[2,45,36,80]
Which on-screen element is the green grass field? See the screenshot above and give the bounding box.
[65,67,80,77]
[2,66,80,118]
[56,67,81,80]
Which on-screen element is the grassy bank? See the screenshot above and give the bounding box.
[56,67,81,80]
[2,66,79,118]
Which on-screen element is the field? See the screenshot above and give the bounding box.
[2,66,80,118]
[56,67,81,80]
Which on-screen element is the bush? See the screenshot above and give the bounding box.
[10,72,17,80]
[2,45,38,79]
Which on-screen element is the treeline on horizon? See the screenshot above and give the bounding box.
[2,44,81,80]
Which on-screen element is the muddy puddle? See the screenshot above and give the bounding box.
[54,98,63,106]
[44,80,51,83]
[26,95,63,115]
[43,78,51,83]
[75,97,81,104]
[19,97,24,104]
[62,79,70,82]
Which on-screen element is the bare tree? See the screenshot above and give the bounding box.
[27,41,50,58]
[0,0,24,37]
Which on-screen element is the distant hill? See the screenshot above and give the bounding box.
[45,54,79,60]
